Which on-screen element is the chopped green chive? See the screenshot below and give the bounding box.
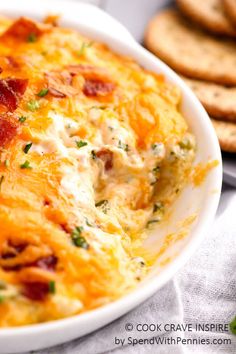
[0,175,4,191]
[230,316,236,335]
[4,159,9,167]
[151,143,163,156]
[153,166,160,174]
[179,137,192,150]
[91,150,97,160]
[48,281,56,294]
[27,100,40,112]
[118,140,129,152]
[95,200,108,208]
[27,33,37,43]
[19,116,27,123]
[0,295,5,304]
[153,202,164,213]
[23,142,32,154]
[85,218,93,227]
[147,219,160,227]
[71,226,89,249]
[95,200,109,214]
[37,88,49,97]
[20,160,32,169]
[77,41,93,56]
[76,140,88,149]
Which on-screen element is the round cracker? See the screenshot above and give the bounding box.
[145,9,236,85]
[223,0,236,24]
[182,76,236,121]
[211,119,236,152]
[177,0,236,36]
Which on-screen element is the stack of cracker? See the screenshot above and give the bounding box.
[145,0,236,153]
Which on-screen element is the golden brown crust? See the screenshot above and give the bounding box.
[182,76,236,121]
[145,9,236,85]
[223,0,236,25]
[177,0,236,36]
[211,119,236,152]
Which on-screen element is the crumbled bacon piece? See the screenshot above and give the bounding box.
[32,255,57,271]
[67,64,113,81]
[83,79,115,97]
[0,56,21,75]
[1,17,51,41]
[0,114,19,147]
[1,242,27,259]
[45,71,76,98]
[44,14,60,27]
[67,64,99,76]
[96,149,113,170]
[0,78,28,112]
[6,56,19,68]
[22,282,50,301]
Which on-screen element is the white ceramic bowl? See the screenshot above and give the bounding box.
[0,1,222,353]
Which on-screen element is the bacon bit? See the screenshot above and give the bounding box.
[6,56,19,68]
[1,17,52,41]
[45,71,77,98]
[22,282,50,301]
[96,149,113,170]
[0,115,19,147]
[0,78,28,112]
[83,79,115,97]
[3,56,20,69]
[1,243,27,260]
[67,64,113,82]
[0,56,21,75]
[44,14,60,27]
[32,256,57,271]
[67,64,98,76]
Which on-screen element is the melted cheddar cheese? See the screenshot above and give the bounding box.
[0,16,196,326]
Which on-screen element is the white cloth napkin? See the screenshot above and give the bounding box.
[21,185,235,354]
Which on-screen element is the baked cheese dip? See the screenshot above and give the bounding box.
[0,16,196,326]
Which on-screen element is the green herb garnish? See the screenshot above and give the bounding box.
[0,295,5,304]
[77,41,93,56]
[37,88,49,97]
[151,143,163,156]
[91,150,97,160]
[95,200,109,214]
[27,100,40,112]
[230,316,236,335]
[48,281,56,294]
[20,160,32,169]
[95,200,108,208]
[118,140,129,152]
[4,160,9,167]
[0,175,4,191]
[153,202,164,213]
[71,226,89,249]
[19,116,27,123]
[179,137,192,150]
[147,219,160,228]
[27,33,37,43]
[85,218,93,227]
[23,142,32,154]
[153,166,160,174]
[76,140,88,148]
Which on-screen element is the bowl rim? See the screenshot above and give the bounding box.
[0,0,222,345]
